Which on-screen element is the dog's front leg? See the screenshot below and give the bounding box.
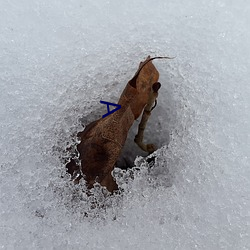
[134,82,161,154]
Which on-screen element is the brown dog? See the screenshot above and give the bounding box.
[66,56,169,193]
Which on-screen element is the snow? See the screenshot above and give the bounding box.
[1,0,250,249]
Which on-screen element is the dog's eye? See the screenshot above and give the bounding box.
[152,82,161,93]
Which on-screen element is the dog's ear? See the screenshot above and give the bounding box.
[128,56,172,88]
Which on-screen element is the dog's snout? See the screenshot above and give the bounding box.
[152,82,161,93]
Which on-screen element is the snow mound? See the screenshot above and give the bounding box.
[0,0,250,249]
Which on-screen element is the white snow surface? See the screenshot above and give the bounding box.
[1,0,250,249]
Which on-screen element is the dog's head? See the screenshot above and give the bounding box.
[127,56,168,119]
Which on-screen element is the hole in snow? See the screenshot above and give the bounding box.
[116,103,171,169]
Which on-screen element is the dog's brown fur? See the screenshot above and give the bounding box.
[66,56,167,193]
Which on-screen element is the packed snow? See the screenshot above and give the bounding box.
[0,0,250,249]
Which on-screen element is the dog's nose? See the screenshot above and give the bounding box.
[152,82,161,93]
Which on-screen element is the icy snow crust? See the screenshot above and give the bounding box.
[1,0,250,249]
